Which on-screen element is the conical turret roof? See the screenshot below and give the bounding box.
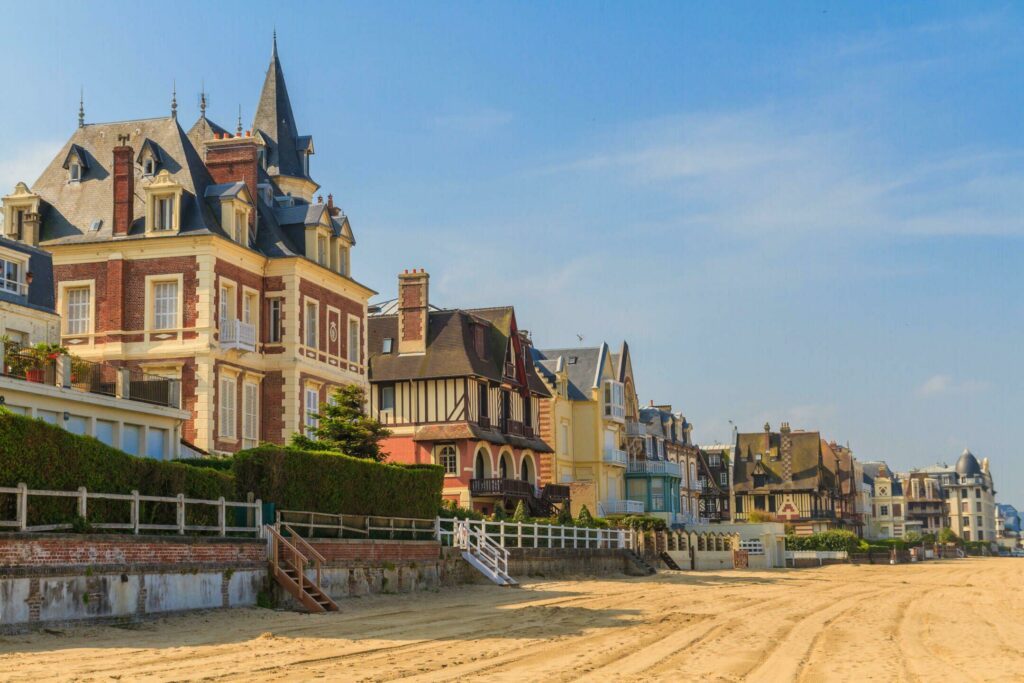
[253,34,309,180]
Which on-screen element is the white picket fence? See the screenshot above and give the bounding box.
[436,518,632,550]
[0,483,263,536]
[785,550,848,563]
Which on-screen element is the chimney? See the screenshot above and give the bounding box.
[112,142,134,235]
[780,422,793,481]
[204,136,261,214]
[397,269,429,355]
[327,193,340,217]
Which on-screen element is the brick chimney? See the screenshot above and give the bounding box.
[397,269,429,355]
[112,143,134,235]
[780,422,793,481]
[205,135,261,212]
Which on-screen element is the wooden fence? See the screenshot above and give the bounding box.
[276,509,437,541]
[0,483,262,536]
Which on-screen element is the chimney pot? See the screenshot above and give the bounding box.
[397,269,429,355]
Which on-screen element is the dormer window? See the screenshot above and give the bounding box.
[338,244,350,276]
[301,152,310,176]
[144,170,183,234]
[317,235,328,266]
[61,145,89,185]
[155,197,175,230]
[0,256,25,294]
[382,337,393,353]
[137,139,162,178]
[143,158,155,176]
[69,163,82,183]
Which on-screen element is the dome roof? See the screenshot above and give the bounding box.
[955,449,982,477]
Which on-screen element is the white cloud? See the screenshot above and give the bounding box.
[916,374,989,398]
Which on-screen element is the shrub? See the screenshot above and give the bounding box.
[576,505,595,527]
[0,412,233,528]
[746,510,779,524]
[556,505,574,526]
[232,445,443,519]
[439,500,484,520]
[938,528,961,545]
[511,500,528,522]
[491,503,508,521]
[786,530,859,553]
[178,457,234,471]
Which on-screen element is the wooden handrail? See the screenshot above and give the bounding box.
[281,524,327,563]
[266,524,309,566]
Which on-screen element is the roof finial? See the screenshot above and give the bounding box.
[272,28,278,58]
[237,105,243,136]
[78,87,85,128]
[171,80,178,120]
[199,80,207,119]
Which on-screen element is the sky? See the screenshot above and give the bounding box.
[0,2,1021,503]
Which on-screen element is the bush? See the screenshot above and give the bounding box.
[439,500,484,520]
[178,457,234,471]
[746,510,779,524]
[614,515,666,532]
[511,500,528,522]
[938,528,961,545]
[232,445,443,519]
[786,530,859,553]
[0,412,233,528]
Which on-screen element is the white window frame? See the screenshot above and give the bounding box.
[219,371,238,440]
[58,280,95,337]
[241,286,259,332]
[69,163,82,183]
[218,278,237,331]
[0,252,26,295]
[379,385,396,413]
[304,385,321,436]
[242,379,259,449]
[267,296,283,343]
[304,298,319,349]
[603,380,625,420]
[145,274,183,333]
[437,444,458,476]
[155,196,175,231]
[346,314,360,364]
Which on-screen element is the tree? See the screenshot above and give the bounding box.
[512,500,528,522]
[938,527,960,545]
[577,505,595,527]
[289,384,391,461]
[556,504,574,526]
[492,503,508,521]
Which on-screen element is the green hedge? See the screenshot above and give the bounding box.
[232,445,443,519]
[0,412,233,528]
[786,530,860,553]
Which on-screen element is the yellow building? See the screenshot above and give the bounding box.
[533,341,644,516]
[1,39,375,454]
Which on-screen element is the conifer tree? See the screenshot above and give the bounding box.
[512,500,528,522]
[289,384,391,461]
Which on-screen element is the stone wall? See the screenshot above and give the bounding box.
[0,533,266,633]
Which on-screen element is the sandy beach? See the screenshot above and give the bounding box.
[1,559,1022,682]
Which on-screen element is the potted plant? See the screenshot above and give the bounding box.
[22,342,67,383]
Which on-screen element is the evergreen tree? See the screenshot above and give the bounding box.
[289,384,391,461]
[556,504,574,526]
[576,504,595,527]
[512,500,528,522]
[492,503,508,521]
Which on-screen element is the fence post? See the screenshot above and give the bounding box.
[131,490,140,534]
[517,521,522,548]
[56,354,72,388]
[17,482,28,531]
[500,521,505,548]
[434,516,441,542]
[115,367,131,400]
[218,497,226,537]
[254,499,263,538]
[176,493,185,535]
[77,486,87,520]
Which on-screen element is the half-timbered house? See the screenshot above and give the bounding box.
[367,270,563,515]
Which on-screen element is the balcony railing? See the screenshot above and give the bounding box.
[627,460,682,477]
[220,319,257,352]
[69,357,117,397]
[602,447,627,467]
[470,478,535,498]
[600,500,645,515]
[507,419,524,437]
[625,420,645,437]
[1,350,56,385]
[542,484,571,503]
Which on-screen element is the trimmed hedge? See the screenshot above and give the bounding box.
[0,412,233,528]
[786,530,860,553]
[232,445,444,519]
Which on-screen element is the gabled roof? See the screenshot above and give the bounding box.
[61,144,89,171]
[135,138,164,164]
[368,306,550,398]
[733,428,835,493]
[33,117,223,244]
[252,36,311,180]
[533,345,606,401]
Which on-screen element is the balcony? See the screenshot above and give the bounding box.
[627,460,682,477]
[625,420,645,437]
[542,484,571,503]
[602,447,627,467]
[220,319,256,352]
[470,477,535,498]
[601,500,645,515]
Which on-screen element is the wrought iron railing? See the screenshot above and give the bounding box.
[1,350,56,384]
[127,367,172,407]
[70,357,117,397]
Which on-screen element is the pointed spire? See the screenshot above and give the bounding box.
[171,80,178,119]
[78,87,85,128]
[199,81,207,119]
[272,28,278,58]
[237,105,243,136]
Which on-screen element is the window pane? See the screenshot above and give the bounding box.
[348,319,359,362]
[146,428,167,460]
[66,287,90,334]
[305,303,317,347]
[268,299,281,343]
[154,281,178,329]
[122,424,141,455]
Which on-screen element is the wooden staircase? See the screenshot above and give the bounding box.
[266,524,339,613]
[660,551,683,570]
[455,520,519,587]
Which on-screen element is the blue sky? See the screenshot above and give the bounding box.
[1,2,1021,503]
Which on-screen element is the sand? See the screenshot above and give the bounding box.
[1,558,1022,682]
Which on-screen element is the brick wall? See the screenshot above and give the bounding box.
[298,278,364,367]
[0,535,266,568]
[205,141,259,217]
[262,370,285,444]
[308,539,441,564]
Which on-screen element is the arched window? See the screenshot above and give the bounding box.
[475,449,490,479]
[437,445,458,476]
[499,452,511,479]
[521,457,530,482]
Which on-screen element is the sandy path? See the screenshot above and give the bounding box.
[1,559,1022,682]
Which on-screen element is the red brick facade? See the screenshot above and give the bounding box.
[112,145,134,235]
[205,139,259,223]
[0,536,266,568]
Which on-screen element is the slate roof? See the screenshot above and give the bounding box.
[533,346,604,401]
[252,36,311,180]
[733,429,836,493]
[368,306,550,397]
[0,237,55,313]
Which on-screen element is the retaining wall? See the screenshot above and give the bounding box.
[0,533,266,632]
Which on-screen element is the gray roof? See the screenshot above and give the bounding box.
[252,37,311,180]
[204,182,248,200]
[0,237,55,313]
[955,449,982,476]
[533,346,604,401]
[274,202,325,227]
